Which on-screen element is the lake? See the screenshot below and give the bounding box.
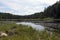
[16,22,45,31]
[0,21,58,31]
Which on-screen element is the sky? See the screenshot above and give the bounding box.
[0,0,59,15]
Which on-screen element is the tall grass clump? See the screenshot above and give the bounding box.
[0,22,60,40]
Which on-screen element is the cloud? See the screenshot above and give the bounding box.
[0,0,59,15]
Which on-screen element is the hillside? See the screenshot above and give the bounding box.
[43,1,60,19]
[0,1,60,19]
[26,1,60,19]
[0,12,23,19]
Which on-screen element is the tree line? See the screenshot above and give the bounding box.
[0,1,60,19]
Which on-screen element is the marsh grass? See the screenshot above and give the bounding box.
[0,22,60,40]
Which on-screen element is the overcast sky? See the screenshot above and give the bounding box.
[0,0,59,15]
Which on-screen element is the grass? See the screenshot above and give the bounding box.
[0,22,60,40]
[43,17,54,22]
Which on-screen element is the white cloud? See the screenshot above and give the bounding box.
[0,0,59,15]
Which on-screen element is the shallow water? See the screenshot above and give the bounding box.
[16,22,45,31]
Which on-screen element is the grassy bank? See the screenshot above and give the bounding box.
[0,22,60,40]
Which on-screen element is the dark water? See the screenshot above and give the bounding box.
[16,22,45,31]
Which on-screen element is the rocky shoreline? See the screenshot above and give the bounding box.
[39,22,60,31]
[31,21,60,31]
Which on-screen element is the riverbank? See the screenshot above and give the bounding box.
[39,22,60,31]
[0,22,60,40]
[0,21,60,31]
[28,21,60,31]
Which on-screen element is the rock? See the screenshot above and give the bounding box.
[0,32,8,37]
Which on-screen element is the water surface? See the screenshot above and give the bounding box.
[16,22,45,31]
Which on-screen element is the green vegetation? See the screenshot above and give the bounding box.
[0,1,60,21]
[0,22,60,40]
[43,18,54,22]
[0,1,60,40]
[0,1,60,20]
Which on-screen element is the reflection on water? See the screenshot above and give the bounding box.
[16,22,45,31]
